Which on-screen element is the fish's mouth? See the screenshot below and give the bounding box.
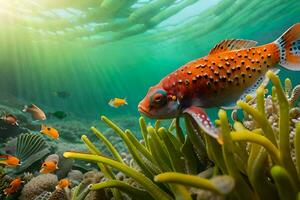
[138,104,153,118]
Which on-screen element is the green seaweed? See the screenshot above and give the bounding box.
[64,71,300,200]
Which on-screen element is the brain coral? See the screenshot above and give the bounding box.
[20,174,58,200]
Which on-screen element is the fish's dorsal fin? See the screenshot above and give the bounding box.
[209,39,258,55]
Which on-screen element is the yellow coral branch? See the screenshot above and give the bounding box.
[230,131,280,164]
[64,152,172,200]
[154,172,222,194]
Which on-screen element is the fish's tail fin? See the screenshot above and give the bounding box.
[275,23,300,70]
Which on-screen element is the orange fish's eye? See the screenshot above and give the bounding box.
[42,163,47,167]
[154,93,163,102]
[150,89,167,107]
[47,127,51,131]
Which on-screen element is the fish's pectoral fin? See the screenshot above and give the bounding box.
[209,39,257,55]
[183,106,222,144]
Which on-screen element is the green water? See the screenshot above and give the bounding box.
[0,0,299,121]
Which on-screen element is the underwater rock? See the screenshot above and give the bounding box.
[56,153,74,180]
[3,137,17,155]
[45,154,59,164]
[0,119,28,140]
[82,171,104,184]
[67,170,83,188]
[20,174,58,200]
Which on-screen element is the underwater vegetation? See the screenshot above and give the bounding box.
[61,71,300,200]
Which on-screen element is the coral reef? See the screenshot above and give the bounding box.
[20,174,58,200]
[63,71,300,200]
[0,167,11,199]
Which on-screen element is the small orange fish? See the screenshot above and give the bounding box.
[108,98,128,108]
[56,178,70,190]
[1,114,18,126]
[23,104,46,120]
[3,177,23,196]
[139,23,300,142]
[0,155,21,167]
[40,161,58,174]
[40,125,59,139]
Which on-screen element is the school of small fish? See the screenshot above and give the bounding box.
[0,102,62,195]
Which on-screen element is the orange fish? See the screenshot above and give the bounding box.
[1,114,18,126]
[56,178,70,190]
[0,155,21,167]
[3,177,23,196]
[40,161,58,174]
[108,98,128,108]
[138,23,300,142]
[23,104,46,121]
[40,125,59,139]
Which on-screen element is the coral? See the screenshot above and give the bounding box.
[33,191,52,200]
[62,71,300,200]
[14,133,50,174]
[82,171,111,200]
[238,78,300,166]
[22,172,34,183]
[20,174,58,200]
[70,170,111,200]
[0,168,11,199]
[48,189,69,200]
